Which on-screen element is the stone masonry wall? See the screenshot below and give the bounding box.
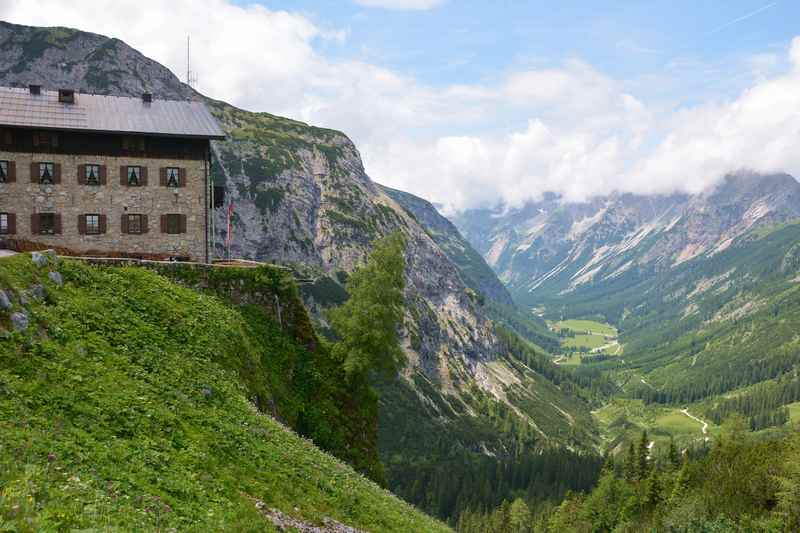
[0,150,208,261]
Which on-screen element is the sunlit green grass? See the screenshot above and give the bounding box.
[0,255,450,533]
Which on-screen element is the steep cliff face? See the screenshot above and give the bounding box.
[454,173,800,308]
[207,102,501,380]
[379,184,515,307]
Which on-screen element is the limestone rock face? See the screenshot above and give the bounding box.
[208,102,502,379]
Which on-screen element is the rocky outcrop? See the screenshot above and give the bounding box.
[380,184,515,307]
[0,22,192,100]
[206,101,501,379]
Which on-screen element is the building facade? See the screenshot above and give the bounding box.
[0,85,225,262]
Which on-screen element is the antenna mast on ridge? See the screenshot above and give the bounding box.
[186,35,198,88]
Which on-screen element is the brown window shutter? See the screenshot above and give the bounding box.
[120,166,127,186]
[140,167,148,186]
[53,163,62,184]
[54,213,62,235]
[179,214,187,234]
[7,213,15,235]
[6,162,15,183]
[78,214,86,235]
[30,163,38,183]
[99,165,107,185]
[141,214,149,234]
[179,168,187,187]
[77,164,86,185]
[121,214,129,234]
[160,214,167,234]
[99,214,107,234]
[160,167,167,186]
[30,213,39,235]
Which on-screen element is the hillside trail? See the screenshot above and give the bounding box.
[680,408,710,441]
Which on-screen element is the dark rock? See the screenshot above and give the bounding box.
[31,252,48,268]
[48,271,64,287]
[43,250,59,264]
[10,312,28,331]
[0,290,10,310]
[29,284,46,301]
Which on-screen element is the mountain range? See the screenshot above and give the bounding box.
[453,172,800,309]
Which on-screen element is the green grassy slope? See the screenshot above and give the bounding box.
[0,254,449,532]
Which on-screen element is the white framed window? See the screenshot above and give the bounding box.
[0,161,7,183]
[166,167,180,187]
[127,166,141,186]
[127,214,143,235]
[39,162,55,184]
[85,214,100,235]
[86,164,101,186]
[39,213,56,235]
[0,213,8,234]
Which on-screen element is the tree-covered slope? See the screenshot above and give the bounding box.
[0,253,449,532]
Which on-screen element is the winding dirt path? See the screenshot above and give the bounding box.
[680,408,709,441]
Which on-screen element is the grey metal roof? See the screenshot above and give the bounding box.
[0,86,226,139]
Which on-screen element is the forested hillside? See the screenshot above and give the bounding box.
[460,424,800,532]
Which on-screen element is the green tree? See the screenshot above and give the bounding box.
[643,467,663,508]
[670,456,690,505]
[624,441,637,482]
[776,442,800,531]
[637,430,650,480]
[508,498,532,533]
[668,435,680,471]
[328,232,407,380]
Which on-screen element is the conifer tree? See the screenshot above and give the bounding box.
[776,445,800,530]
[668,435,680,470]
[509,498,532,533]
[669,456,690,505]
[624,441,637,482]
[328,232,407,380]
[637,430,650,480]
[643,467,663,508]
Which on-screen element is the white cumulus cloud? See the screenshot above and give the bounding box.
[352,0,445,10]
[1,1,799,213]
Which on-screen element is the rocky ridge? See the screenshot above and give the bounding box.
[454,172,800,307]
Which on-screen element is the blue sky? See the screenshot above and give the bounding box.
[266,1,794,99]
[4,0,800,210]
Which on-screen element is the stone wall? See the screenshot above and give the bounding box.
[0,150,208,261]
